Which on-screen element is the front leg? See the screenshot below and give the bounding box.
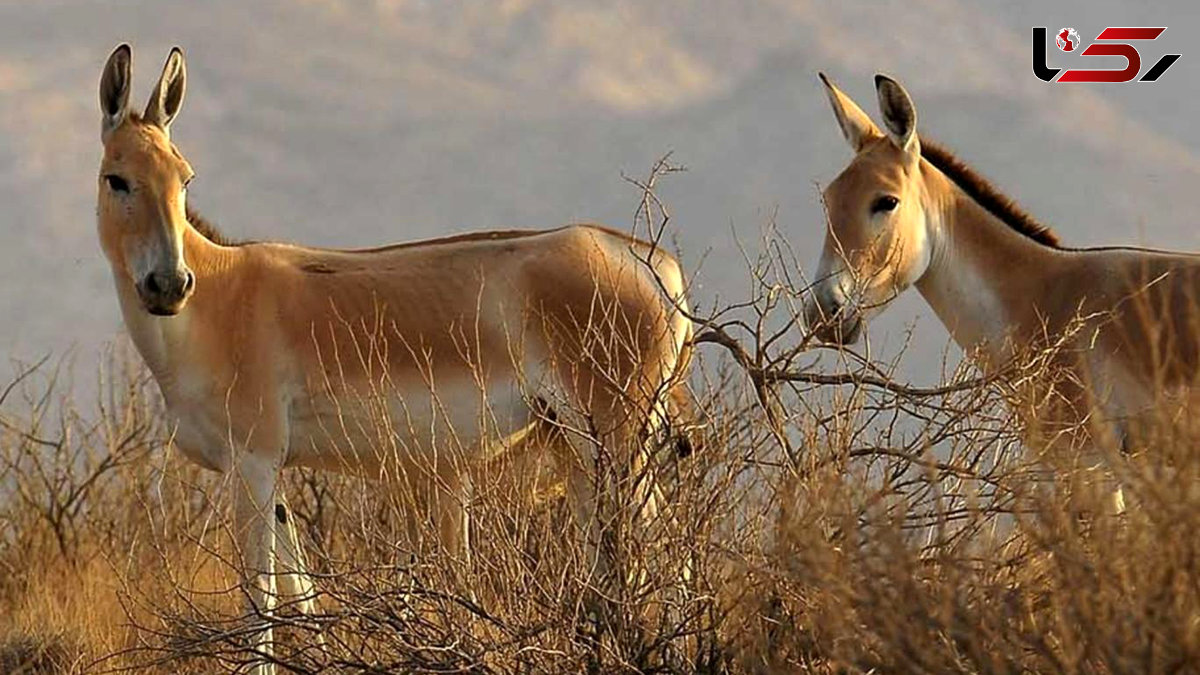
[233,450,282,674]
[274,493,321,619]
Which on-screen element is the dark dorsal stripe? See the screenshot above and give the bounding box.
[183,212,650,257]
[920,140,1061,248]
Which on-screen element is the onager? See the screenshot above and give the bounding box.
[805,73,1200,512]
[96,44,694,666]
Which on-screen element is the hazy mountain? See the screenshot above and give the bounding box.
[0,0,1197,386]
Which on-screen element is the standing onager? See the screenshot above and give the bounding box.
[804,73,1200,509]
[96,44,695,664]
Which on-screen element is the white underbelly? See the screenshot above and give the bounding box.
[284,374,538,478]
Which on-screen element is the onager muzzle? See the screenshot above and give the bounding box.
[804,280,863,345]
[137,264,195,316]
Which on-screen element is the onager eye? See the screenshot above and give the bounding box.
[871,195,900,214]
[104,174,130,193]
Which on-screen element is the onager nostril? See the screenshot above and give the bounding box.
[144,273,162,295]
[183,270,195,294]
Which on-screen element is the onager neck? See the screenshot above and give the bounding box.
[914,163,1060,367]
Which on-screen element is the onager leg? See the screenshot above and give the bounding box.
[433,469,472,565]
[273,493,319,616]
[390,456,474,566]
[232,451,282,674]
[553,401,662,595]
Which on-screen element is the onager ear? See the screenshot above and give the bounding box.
[819,72,880,152]
[144,47,186,133]
[874,73,919,158]
[99,43,132,139]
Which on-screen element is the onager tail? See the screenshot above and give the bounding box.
[650,245,702,459]
[667,382,703,458]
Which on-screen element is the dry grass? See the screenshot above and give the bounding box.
[4,169,1200,673]
[4,297,1199,674]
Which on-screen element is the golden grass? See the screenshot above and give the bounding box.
[1,326,1198,674]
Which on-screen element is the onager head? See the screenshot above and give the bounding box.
[97,44,195,316]
[804,73,931,345]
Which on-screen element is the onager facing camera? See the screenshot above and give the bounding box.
[96,44,694,669]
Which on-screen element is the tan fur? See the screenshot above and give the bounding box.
[96,45,693,671]
[809,73,1200,462]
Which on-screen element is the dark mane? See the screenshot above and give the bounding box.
[186,208,246,246]
[920,140,1061,248]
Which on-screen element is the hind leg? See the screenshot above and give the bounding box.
[484,404,571,509]
[436,470,473,565]
[544,399,662,591]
